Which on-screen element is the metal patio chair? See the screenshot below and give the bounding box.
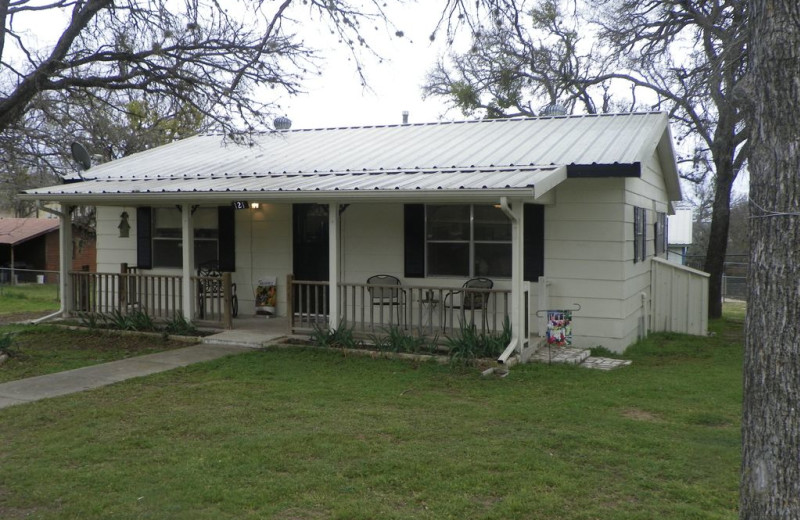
[197,260,238,319]
[366,274,406,327]
[443,277,494,330]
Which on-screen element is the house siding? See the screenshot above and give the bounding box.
[92,154,675,352]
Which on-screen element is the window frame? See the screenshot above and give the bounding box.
[633,206,647,263]
[654,211,667,256]
[151,207,220,269]
[424,204,512,278]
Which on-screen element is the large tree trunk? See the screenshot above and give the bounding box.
[740,0,800,517]
[703,160,735,319]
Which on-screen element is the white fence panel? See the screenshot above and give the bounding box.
[651,257,709,336]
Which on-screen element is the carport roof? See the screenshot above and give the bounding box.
[0,218,60,246]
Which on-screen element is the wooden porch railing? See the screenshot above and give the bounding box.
[288,275,514,337]
[71,269,182,319]
[70,264,234,328]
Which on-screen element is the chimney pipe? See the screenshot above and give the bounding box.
[402,111,409,124]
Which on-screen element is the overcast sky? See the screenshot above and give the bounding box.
[275,3,459,129]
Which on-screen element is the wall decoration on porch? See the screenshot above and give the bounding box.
[546,310,573,346]
[255,276,278,316]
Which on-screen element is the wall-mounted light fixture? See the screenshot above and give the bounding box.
[250,202,260,210]
[118,211,130,238]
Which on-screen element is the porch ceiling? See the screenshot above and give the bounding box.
[21,165,567,205]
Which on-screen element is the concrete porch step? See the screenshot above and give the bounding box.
[527,344,632,370]
[202,330,286,349]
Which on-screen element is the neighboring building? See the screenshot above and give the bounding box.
[0,218,96,283]
[667,204,693,265]
[21,112,708,353]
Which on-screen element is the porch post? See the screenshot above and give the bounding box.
[510,198,525,354]
[328,202,340,330]
[181,204,195,320]
[59,204,73,316]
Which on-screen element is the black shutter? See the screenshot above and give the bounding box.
[524,204,545,281]
[404,204,425,278]
[218,205,236,272]
[136,207,152,269]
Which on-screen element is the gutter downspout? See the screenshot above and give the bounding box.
[497,196,522,364]
[31,202,68,322]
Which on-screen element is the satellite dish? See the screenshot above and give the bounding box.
[70,141,92,171]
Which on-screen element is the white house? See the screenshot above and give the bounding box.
[22,112,709,354]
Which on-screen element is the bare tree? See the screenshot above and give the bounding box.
[595,0,749,320]
[424,0,620,118]
[425,0,749,319]
[739,0,800,516]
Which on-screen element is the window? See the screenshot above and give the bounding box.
[633,206,647,263]
[152,207,219,268]
[426,205,511,277]
[654,211,667,256]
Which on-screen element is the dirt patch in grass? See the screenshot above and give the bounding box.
[0,311,54,325]
[620,408,662,422]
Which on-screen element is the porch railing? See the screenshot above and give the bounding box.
[288,276,513,337]
[69,264,234,328]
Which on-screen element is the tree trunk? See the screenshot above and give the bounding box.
[740,0,800,517]
[703,161,734,319]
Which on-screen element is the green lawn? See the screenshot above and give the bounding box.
[0,311,743,519]
[0,326,194,383]
[0,283,60,315]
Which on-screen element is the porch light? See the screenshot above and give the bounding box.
[250,202,260,209]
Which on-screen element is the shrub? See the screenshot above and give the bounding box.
[310,322,361,350]
[164,313,198,336]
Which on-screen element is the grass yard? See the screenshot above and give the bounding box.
[0,309,743,520]
[0,283,60,319]
[0,326,194,383]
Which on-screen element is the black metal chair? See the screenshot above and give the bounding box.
[443,277,494,330]
[197,261,238,319]
[366,274,406,327]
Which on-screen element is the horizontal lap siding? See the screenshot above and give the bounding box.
[544,178,629,351]
[342,204,405,284]
[620,153,673,348]
[96,206,138,273]
[234,204,292,316]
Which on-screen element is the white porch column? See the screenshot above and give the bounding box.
[328,202,340,330]
[181,204,195,320]
[509,199,525,354]
[59,204,73,316]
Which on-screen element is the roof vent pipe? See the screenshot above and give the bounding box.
[402,111,409,124]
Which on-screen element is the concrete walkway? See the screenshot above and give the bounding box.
[0,343,252,410]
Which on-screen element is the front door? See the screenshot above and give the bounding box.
[293,204,329,314]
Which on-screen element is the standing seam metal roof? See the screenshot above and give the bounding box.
[22,112,677,201]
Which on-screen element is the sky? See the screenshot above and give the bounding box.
[274,3,460,129]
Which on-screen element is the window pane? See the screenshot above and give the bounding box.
[194,207,218,229]
[195,240,218,267]
[427,243,469,276]
[474,205,511,241]
[152,239,182,268]
[153,207,181,238]
[427,205,470,241]
[475,243,511,278]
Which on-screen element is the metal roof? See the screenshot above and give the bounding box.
[22,112,679,203]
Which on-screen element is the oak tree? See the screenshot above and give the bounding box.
[739,0,800,516]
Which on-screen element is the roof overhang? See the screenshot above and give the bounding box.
[20,165,568,206]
